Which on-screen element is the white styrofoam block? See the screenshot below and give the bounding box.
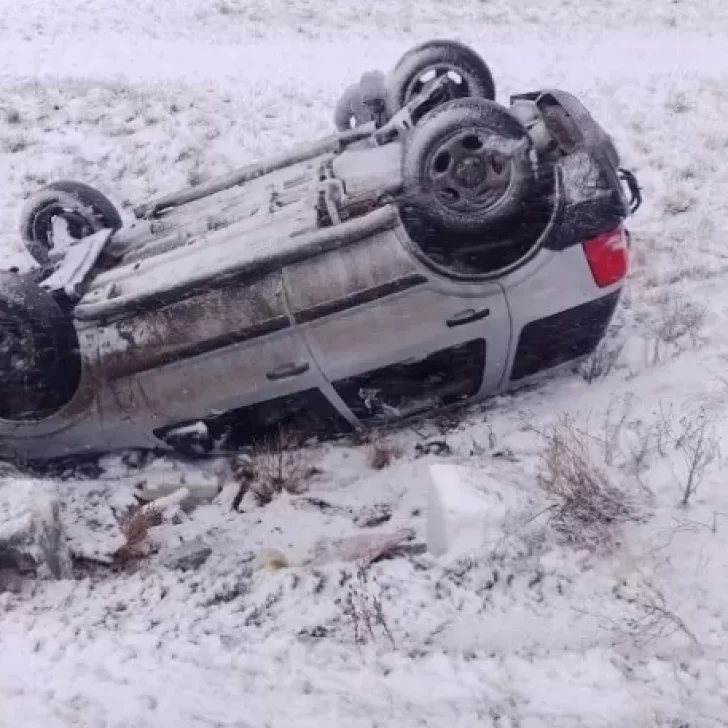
[426,463,511,558]
[133,474,220,503]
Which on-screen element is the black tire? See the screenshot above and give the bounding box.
[401,97,534,233]
[386,39,496,119]
[0,271,81,421]
[46,180,123,228]
[334,83,372,132]
[20,180,122,265]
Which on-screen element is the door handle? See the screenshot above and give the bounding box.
[266,361,310,381]
[446,308,490,328]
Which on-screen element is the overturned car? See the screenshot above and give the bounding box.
[0,40,641,462]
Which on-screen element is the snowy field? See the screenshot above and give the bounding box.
[2,1,728,726]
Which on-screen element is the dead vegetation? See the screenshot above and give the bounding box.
[574,572,699,650]
[367,436,402,470]
[579,337,625,383]
[658,405,719,506]
[613,576,698,647]
[533,397,720,547]
[644,293,706,366]
[231,428,318,508]
[1,133,29,154]
[340,563,395,649]
[536,413,639,547]
[604,398,719,504]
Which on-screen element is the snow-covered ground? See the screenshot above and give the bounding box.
[3,1,728,726]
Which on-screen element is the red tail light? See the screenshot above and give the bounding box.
[582,226,628,288]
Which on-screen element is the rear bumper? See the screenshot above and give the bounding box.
[511,88,636,253]
[509,288,621,382]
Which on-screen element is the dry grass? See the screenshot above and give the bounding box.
[534,398,719,551]
[252,429,312,504]
[340,563,395,649]
[367,437,402,470]
[644,293,706,366]
[613,576,698,648]
[601,397,719,506]
[658,405,719,506]
[231,428,317,507]
[536,413,639,547]
[579,337,625,383]
[1,132,29,154]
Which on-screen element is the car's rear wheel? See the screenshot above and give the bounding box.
[20,180,122,265]
[386,40,496,119]
[0,272,81,421]
[401,97,534,232]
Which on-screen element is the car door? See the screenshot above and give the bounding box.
[283,224,512,424]
[94,267,348,448]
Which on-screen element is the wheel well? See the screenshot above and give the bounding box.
[399,162,557,278]
[0,281,83,423]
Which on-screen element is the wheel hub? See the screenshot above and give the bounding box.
[452,156,487,188]
[427,128,512,214]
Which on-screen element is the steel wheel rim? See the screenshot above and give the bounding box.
[403,63,474,104]
[425,126,514,215]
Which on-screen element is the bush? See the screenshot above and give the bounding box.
[537,414,638,547]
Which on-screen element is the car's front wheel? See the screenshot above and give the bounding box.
[0,272,81,421]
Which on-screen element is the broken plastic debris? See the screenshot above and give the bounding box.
[310,528,415,566]
[149,487,191,514]
[134,474,220,503]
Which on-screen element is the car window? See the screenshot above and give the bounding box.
[332,338,486,423]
